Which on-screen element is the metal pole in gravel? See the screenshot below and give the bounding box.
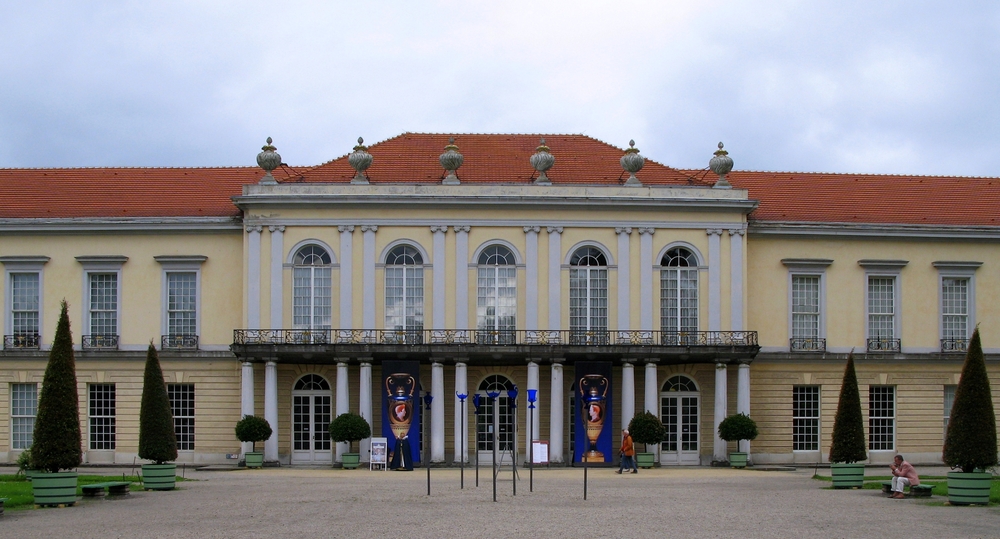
[457,393,467,490]
[584,456,588,500]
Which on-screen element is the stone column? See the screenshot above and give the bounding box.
[621,361,636,429]
[240,361,255,456]
[361,226,378,329]
[707,229,723,331]
[339,225,355,328]
[524,226,540,330]
[247,225,262,328]
[454,226,470,328]
[616,227,632,330]
[359,360,373,462]
[453,360,468,463]
[638,227,655,331]
[714,362,728,462]
[264,360,278,462]
[549,360,564,463]
[729,229,745,331]
[269,225,285,329]
[737,362,751,454]
[431,361,445,462]
[644,360,660,463]
[336,361,350,462]
[526,359,540,456]
[431,226,448,330]
[547,227,563,330]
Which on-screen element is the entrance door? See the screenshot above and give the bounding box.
[292,374,332,464]
[660,375,700,465]
[476,374,515,465]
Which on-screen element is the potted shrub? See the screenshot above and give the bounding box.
[329,412,371,469]
[31,300,83,506]
[17,448,33,480]
[235,415,272,468]
[628,411,667,469]
[718,413,759,468]
[942,328,997,505]
[138,343,178,490]
[828,351,867,488]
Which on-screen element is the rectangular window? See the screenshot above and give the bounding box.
[660,268,698,334]
[792,386,820,451]
[89,273,118,337]
[868,277,895,340]
[791,275,820,342]
[168,384,195,451]
[167,272,197,336]
[11,273,40,338]
[477,266,517,342]
[569,268,608,340]
[868,386,895,451]
[89,384,116,450]
[941,278,969,343]
[943,384,956,435]
[11,383,38,449]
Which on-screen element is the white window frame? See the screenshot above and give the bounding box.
[659,247,700,335]
[292,245,333,331]
[77,256,127,346]
[943,384,957,438]
[792,385,820,452]
[782,259,831,351]
[476,245,517,342]
[89,383,116,451]
[155,256,206,340]
[933,261,980,351]
[868,385,895,452]
[568,246,609,340]
[11,382,38,450]
[859,260,906,350]
[168,383,195,452]
[382,244,425,334]
[0,257,49,345]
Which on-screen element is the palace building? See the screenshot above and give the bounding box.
[1,133,998,467]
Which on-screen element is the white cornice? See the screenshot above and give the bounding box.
[0,217,242,235]
[749,221,1000,240]
[242,218,746,230]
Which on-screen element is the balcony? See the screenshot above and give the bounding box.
[866,338,901,353]
[231,328,760,364]
[790,338,827,352]
[3,333,40,350]
[940,338,968,353]
[83,334,120,351]
[161,334,199,350]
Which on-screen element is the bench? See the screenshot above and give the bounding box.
[0,497,6,515]
[880,481,932,497]
[82,481,131,497]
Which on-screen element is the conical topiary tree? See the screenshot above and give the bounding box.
[943,328,997,473]
[829,351,867,464]
[139,343,178,465]
[32,300,83,473]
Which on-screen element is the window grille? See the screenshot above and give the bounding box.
[11,383,37,450]
[168,384,195,451]
[89,384,116,450]
[792,386,820,451]
[868,385,895,451]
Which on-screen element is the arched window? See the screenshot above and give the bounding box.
[293,245,332,331]
[660,247,698,342]
[662,374,699,392]
[385,245,424,337]
[477,245,516,344]
[569,247,608,344]
[476,375,515,457]
[294,373,331,391]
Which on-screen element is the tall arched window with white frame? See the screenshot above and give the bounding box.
[293,245,332,333]
[477,245,516,344]
[385,245,424,340]
[660,247,698,344]
[569,247,608,344]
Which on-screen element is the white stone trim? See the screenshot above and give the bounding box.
[549,361,564,463]
[264,360,278,461]
[729,229,745,331]
[362,226,377,328]
[247,225,262,329]
[431,361,445,462]
[336,361,350,461]
[155,255,206,339]
[547,228,562,331]
[76,257,127,343]
[707,229,723,332]
[454,227,470,329]
[269,226,284,329]
[359,361,373,461]
[616,227,631,331]
[432,228,447,330]
[654,241,706,268]
[934,262,980,342]
[639,228,654,331]
[284,239,337,265]
[1,257,49,345]
[713,362,728,461]
[562,241,616,266]
[378,239,430,266]
[785,266,828,350]
[861,260,905,346]
[453,361,469,464]
[524,228,539,330]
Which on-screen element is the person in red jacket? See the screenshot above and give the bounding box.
[616,429,637,474]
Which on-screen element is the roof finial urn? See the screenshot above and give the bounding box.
[620,139,644,186]
[256,137,281,185]
[530,138,555,185]
[709,142,733,189]
[348,137,373,185]
[439,137,463,185]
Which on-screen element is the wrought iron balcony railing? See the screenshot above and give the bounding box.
[233,329,759,348]
[790,338,827,352]
[83,334,120,350]
[3,333,40,350]
[162,334,199,350]
[866,338,901,352]
[940,338,968,353]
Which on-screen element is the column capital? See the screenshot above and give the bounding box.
[637,227,655,235]
[550,357,566,364]
[728,228,746,236]
[643,358,660,365]
[245,225,262,233]
[525,358,540,365]
[361,225,378,233]
[336,359,351,367]
[265,359,277,366]
[431,359,445,367]
[715,361,727,369]
[430,225,448,233]
[338,225,355,233]
[523,226,541,234]
[615,226,633,235]
[706,228,724,236]
[546,226,563,234]
[269,225,286,233]
[451,357,469,365]
[357,357,373,365]
[453,225,471,233]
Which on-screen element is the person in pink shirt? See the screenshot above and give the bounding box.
[889,454,919,499]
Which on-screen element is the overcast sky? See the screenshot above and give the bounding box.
[3,1,998,176]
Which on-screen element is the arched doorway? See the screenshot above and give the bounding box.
[291,374,332,464]
[660,374,700,465]
[476,374,515,465]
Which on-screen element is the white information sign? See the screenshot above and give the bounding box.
[370,437,389,470]
[531,440,549,464]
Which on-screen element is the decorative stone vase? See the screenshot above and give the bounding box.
[947,471,992,505]
[729,452,748,468]
[31,471,78,506]
[245,452,265,469]
[830,463,865,489]
[342,453,361,469]
[635,452,655,469]
[142,463,176,490]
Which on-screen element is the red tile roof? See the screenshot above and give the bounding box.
[0,133,997,227]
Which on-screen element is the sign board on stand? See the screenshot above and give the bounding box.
[370,437,388,470]
[531,440,549,465]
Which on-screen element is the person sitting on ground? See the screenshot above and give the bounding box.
[616,429,637,474]
[889,454,919,499]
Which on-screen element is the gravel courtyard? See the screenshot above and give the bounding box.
[2,465,997,538]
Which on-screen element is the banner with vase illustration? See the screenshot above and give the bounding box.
[382,360,422,466]
[574,361,613,464]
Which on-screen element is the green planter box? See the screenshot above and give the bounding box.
[947,471,992,505]
[32,471,78,506]
[142,463,177,490]
[245,452,265,469]
[729,452,748,468]
[342,453,361,469]
[830,463,865,489]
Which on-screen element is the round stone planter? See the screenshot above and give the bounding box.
[830,462,865,489]
[32,471,78,506]
[635,452,655,469]
[947,471,992,505]
[729,452,748,468]
[342,453,361,469]
[142,463,176,490]
[244,452,265,469]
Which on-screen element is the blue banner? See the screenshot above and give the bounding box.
[574,361,613,464]
[382,360,421,467]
